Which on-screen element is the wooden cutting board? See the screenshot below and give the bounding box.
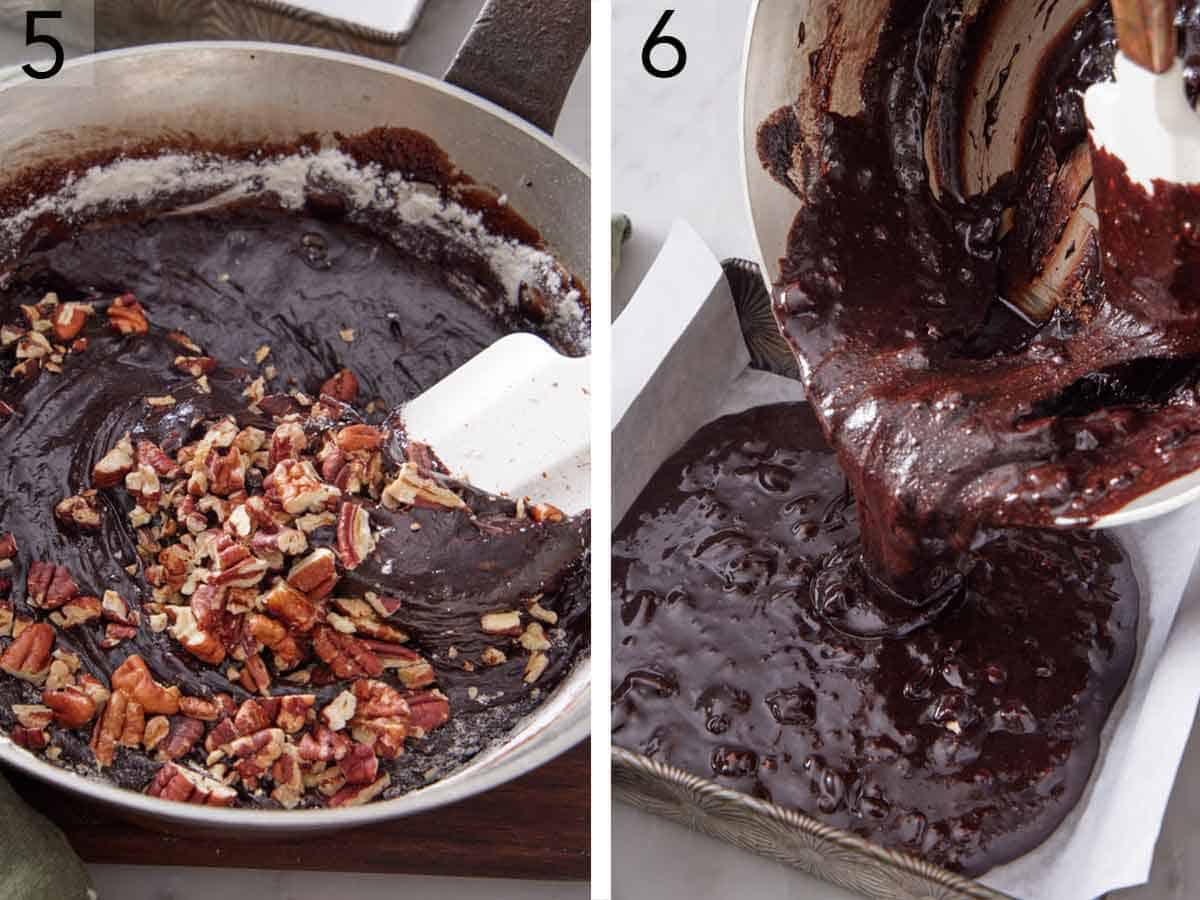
[5,741,589,881]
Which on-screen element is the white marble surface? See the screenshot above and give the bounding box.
[610,1,1200,899]
[612,0,756,316]
[0,2,589,896]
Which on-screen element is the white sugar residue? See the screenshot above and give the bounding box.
[3,148,588,349]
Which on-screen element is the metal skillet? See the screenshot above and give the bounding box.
[739,0,1200,529]
[0,0,590,835]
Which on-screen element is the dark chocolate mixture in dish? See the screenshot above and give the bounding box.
[757,0,1200,610]
[612,405,1137,876]
[0,140,588,809]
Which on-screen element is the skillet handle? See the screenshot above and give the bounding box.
[444,0,589,134]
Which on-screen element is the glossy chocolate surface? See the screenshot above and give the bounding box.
[757,1,1200,594]
[0,199,588,804]
[612,404,1137,876]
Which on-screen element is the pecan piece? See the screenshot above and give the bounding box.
[12,704,53,729]
[49,594,102,629]
[270,743,304,809]
[173,355,217,377]
[0,622,54,682]
[272,460,339,515]
[405,690,451,735]
[327,772,390,808]
[336,502,375,570]
[276,694,315,734]
[381,463,465,511]
[320,689,357,731]
[312,626,382,679]
[286,548,338,598]
[93,434,135,487]
[320,368,359,403]
[101,623,139,649]
[0,532,15,560]
[268,422,307,467]
[90,688,130,766]
[351,679,408,719]
[529,502,566,524]
[169,608,226,666]
[262,581,319,632]
[480,610,522,636]
[107,293,149,335]
[337,743,379,785]
[297,725,351,763]
[51,304,88,343]
[146,762,237,807]
[12,727,48,750]
[179,696,221,721]
[55,491,102,529]
[207,446,246,497]
[157,716,205,761]
[335,424,384,452]
[137,440,181,479]
[111,654,180,715]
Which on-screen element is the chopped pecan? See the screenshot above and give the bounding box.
[262,580,319,631]
[286,548,338,598]
[480,610,522,636]
[179,696,221,721]
[157,717,205,761]
[405,690,451,735]
[250,528,308,560]
[90,688,130,766]
[207,446,246,497]
[481,647,507,666]
[297,725,351,763]
[272,460,339,515]
[268,422,307,467]
[41,691,96,734]
[101,623,139,649]
[0,532,15,560]
[107,293,149,335]
[320,690,357,731]
[226,727,285,769]
[211,555,269,589]
[320,368,359,403]
[276,694,315,734]
[381,463,465,511]
[524,651,549,684]
[241,652,271,695]
[12,704,53,729]
[54,491,102,529]
[119,697,146,747]
[0,622,54,681]
[142,715,171,751]
[519,621,552,652]
[146,762,237,806]
[0,400,13,421]
[327,772,390,808]
[270,744,304,809]
[111,654,180,714]
[233,697,273,735]
[336,503,375,570]
[351,679,408,719]
[204,717,239,754]
[312,626,382,679]
[137,440,181,479]
[173,355,217,377]
[529,502,566,523]
[93,434,135,487]
[335,424,384,452]
[337,742,379,785]
[101,589,138,626]
[170,607,225,665]
[49,594,102,629]
[125,464,162,506]
[11,727,48,750]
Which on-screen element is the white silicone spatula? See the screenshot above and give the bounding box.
[400,332,590,515]
[1085,2,1195,196]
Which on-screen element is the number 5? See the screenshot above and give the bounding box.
[23,10,65,80]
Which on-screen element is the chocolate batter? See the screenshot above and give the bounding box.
[612,404,1137,876]
[756,1,1200,608]
[0,147,589,805]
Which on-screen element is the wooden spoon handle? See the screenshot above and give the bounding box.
[1113,0,1178,73]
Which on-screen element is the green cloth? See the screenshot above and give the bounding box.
[0,773,93,899]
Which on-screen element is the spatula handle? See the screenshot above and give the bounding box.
[1113,0,1178,73]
